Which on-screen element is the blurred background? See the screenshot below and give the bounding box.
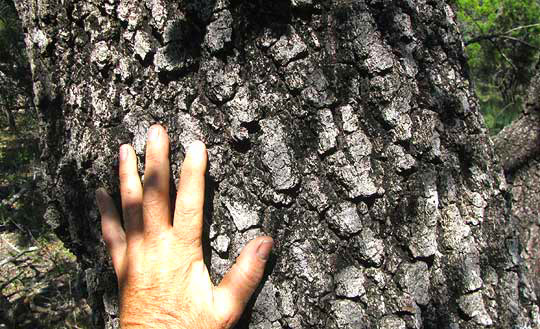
[1,0,92,327]
[0,0,538,327]
[456,0,540,134]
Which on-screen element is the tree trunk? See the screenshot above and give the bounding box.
[15,0,539,328]
[495,68,540,306]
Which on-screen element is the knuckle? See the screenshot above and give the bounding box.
[142,193,161,208]
[218,310,237,329]
[142,199,170,228]
[103,232,125,250]
[171,228,202,253]
[175,206,201,219]
[124,202,141,219]
[121,183,137,198]
[119,169,132,183]
[234,262,260,289]
[185,233,203,249]
[120,176,140,197]
[142,197,166,222]
[102,234,114,248]
[174,227,202,249]
[145,150,163,165]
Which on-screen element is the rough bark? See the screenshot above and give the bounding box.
[15,0,540,328]
[494,69,540,175]
[495,69,540,305]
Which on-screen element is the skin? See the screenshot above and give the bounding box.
[96,124,273,329]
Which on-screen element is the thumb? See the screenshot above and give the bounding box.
[214,236,273,328]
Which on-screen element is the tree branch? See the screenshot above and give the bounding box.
[0,246,38,267]
[500,36,540,50]
[465,23,540,47]
[466,34,540,50]
[465,33,502,46]
[505,23,540,34]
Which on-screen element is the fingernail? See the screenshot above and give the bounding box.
[148,125,161,141]
[187,140,205,156]
[119,145,129,161]
[256,239,273,260]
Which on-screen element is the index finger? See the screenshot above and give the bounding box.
[173,141,207,249]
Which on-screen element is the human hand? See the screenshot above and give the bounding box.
[96,124,273,329]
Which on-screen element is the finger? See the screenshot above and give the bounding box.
[142,124,171,234]
[215,237,273,327]
[173,141,207,247]
[119,144,143,241]
[97,188,126,278]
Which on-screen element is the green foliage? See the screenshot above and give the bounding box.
[0,113,43,233]
[0,5,91,327]
[0,0,29,76]
[0,0,33,133]
[0,0,40,234]
[0,0,20,62]
[456,0,540,134]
